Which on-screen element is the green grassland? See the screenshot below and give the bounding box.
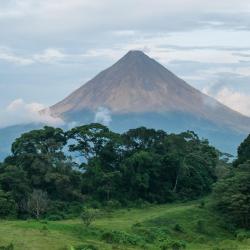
[0,199,249,250]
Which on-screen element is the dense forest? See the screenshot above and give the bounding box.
[0,123,249,233]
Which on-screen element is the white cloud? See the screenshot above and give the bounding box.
[204,87,250,117]
[0,99,64,128]
[94,107,112,125]
[215,88,250,116]
[33,49,65,63]
[0,48,67,65]
[0,48,33,65]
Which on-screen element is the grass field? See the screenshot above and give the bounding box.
[0,199,249,250]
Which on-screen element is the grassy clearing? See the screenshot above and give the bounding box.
[0,199,249,250]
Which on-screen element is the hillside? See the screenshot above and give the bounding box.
[0,199,249,250]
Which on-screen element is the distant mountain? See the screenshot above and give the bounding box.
[50,50,250,134]
[0,51,249,160]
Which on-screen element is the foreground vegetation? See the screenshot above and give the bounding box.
[0,124,250,249]
[0,198,249,250]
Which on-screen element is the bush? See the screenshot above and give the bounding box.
[160,239,186,250]
[236,230,250,241]
[104,200,121,211]
[101,230,142,245]
[0,243,14,250]
[173,224,184,233]
[81,208,96,227]
[47,214,64,221]
[47,201,83,219]
[132,227,158,243]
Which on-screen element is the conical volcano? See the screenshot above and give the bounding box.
[0,50,249,158]
[50,50,250,134]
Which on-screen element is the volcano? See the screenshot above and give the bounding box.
[50,50,250,135]
[1,50,249,159]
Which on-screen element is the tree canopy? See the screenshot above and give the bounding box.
[0,124,219,218]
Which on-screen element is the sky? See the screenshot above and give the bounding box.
[1,0,250,127]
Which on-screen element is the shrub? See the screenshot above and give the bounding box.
[236,230,250,241]
[104,200,121,211]
[160,239,186,250]
[173,224,184,233]
[0,243,14,250]
[101,230,142,245]
[47,214,64,221]
[81,208,96,227]
[132,227,157,243]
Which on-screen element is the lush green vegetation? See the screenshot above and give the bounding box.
[0,123,249,249]
[0,199,249,250]
[213,135,250,229]
[0,124,218,219]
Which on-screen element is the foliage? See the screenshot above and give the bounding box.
[160,239,186,250]
[234,134,250,166]
[213,132,250,229]
[213,164,250,229]
[0,199,249,249]
[0,124,219,218]
[0,189,16,218]
[0,243,14,250]
[81,208,96,227]
[101,230,143,245]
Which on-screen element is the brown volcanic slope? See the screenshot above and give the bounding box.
[50,50,250,133]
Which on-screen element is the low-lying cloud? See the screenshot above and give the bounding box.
[0,99,64,128]
[94,107,112,126]
[204,87,250,117]
[215,88,250,116]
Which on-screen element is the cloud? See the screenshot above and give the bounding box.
[94,107,112,125]
[0,48,72,65]
[216,88,250,116]
[33,49,66,63]
[0,48,33,65]
[203,87,250,117]
[0,99,64,128]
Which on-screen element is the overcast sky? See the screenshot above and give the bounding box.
[1,0,250,126]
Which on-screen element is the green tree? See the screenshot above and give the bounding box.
[234,134,250,166]
[81,208,96,227]
[213,162,250,229]
[0,189,16,217]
